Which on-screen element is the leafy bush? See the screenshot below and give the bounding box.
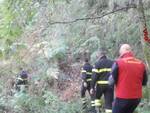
[0,91,81,113]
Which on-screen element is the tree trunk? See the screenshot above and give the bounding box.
[137,0,150,72]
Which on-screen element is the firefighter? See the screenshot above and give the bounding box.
[109,44,148,113]
[90,49,114,113]
[81,58,96,113]
[15,68,28,92]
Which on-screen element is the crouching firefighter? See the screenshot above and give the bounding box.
[90,49,114,113]
[81,58,96,113]
[15,68,28,92]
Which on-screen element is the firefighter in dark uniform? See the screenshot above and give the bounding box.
[15,68,28,92]
[90,49,114,113]
[81,58,96,113]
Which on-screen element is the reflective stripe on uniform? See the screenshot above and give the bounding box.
[17,85,28,86]
[105,109,112,113]
[18,78,24,81]
[92,68,111,73]
[97,81,109,84]
[92,69,99,73]
[86,78,92,81]
[81,97,87,110]
[17,78,27,81]
[81,97,86,101]
[95,99,101,106]
[81,70,87,73]
[81,98,87,104]
[86,72,92,75]
[91,101,95,106]
[81,70,92,75]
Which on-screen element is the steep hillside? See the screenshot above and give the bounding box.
[0,0,150,113]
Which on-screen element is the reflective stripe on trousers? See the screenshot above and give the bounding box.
[105,109,112,113]
[81,98,87,109]
[86,78,92,82]
[95,99,101,106]
[91,100,95,107]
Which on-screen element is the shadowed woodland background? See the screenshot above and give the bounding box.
[0,0,150,113]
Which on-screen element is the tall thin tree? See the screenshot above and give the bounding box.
[137,0,150,72]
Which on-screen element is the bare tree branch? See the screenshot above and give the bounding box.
[49,6,137,25]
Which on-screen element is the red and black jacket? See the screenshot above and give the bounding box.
[110,52,148,99]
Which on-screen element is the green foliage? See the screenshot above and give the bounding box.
[0,0,150,113]
[137,86,150,113]
[0,91,81,113]
[0,0,22,39]
[80,37,100,53]
[0,0,38,60]
[46,39,68,60]
[0,49,3,58]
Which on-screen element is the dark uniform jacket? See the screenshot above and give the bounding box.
[16,70,28,85]
[81,62,93,82]
[91,56,113,89]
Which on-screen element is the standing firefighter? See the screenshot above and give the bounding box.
[15,68,28,92]
[81,58,96,113]
[90,49,114,113]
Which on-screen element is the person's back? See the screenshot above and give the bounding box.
[94,56,113,83]
[91,50,114,113]
[80,58,96,113]
[116,53,145,98]
[109,44,148,113]
[82,62,93,81]
[16,68,28,91]
[17,70,28,85]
